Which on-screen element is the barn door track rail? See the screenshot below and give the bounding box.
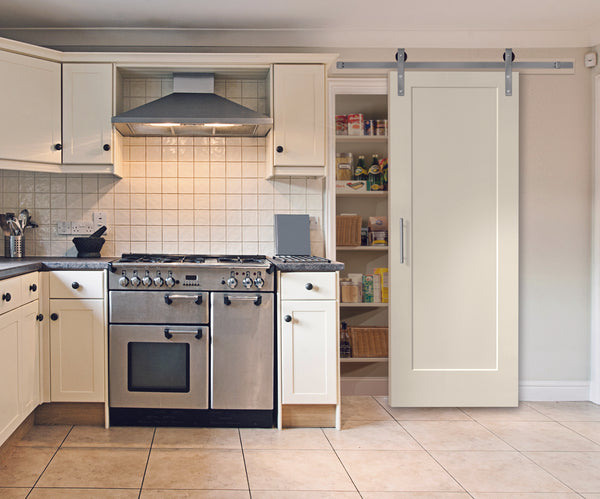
[337,49,574,96]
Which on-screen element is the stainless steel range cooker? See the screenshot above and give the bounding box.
[107,254,275,427]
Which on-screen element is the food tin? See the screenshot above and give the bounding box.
[362,275,374,303]
[347,113,364,136]
[376,119,388,136]
[364,119,375,136]
[335,115,347,135]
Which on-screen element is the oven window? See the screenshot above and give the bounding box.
[127,342,190,392]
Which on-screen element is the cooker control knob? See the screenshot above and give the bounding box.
[254,276,265,289]
[142,275,153,287]
[118,276,129,287]
[242,273,253,288]
[130,275,141,287]
[154,276,164,287]
[165,276,176,287]
[227,276,238,289]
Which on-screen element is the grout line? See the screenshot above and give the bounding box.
[138,426,157,499]
[237,428,252,498]
[320,426,363,497]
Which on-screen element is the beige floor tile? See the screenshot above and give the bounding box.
[16,425,72,448]
[141,490,250,498]
[431,451,571,493]
[562,421,600,445]
[36,448,148,488]
[525,451,600,493]
[29,488,140,498]
[0,447,56,487]
[153,427,240,449]
[525,402,600,421]
[481,421,600,451]
[462,405,551,422]
[583,495,600,498]
[0,488,30,499]
[341,396,393,421]
[374,397,470,421]
[323,420,421,450]
[338,450,462,492]
[240,428,330,450]
[244,449,355,491]
[62,425,154,448]
[400,421,513,451]
[471,494,581,498]
[361,494,471,498]
[251,492,361,498]
[143,449,247,490]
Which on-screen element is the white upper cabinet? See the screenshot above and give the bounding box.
[270,64,325,176]
[62,63,113,164]
[0,50,61,165]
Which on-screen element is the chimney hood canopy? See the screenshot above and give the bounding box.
[112,73,272,137]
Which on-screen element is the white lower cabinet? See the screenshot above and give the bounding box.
[0,307,21,445]
[19,300,40,416]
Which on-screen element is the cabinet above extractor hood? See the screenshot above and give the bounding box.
[111,73,272,137]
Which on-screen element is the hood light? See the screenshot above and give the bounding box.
[148,123,182,127]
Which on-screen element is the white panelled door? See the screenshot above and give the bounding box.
[389,72,519,407]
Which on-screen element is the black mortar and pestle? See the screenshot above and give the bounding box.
[73,226,107,258]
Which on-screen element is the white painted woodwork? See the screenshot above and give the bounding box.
[0,50,61,164]
[389,71,519,407]
[49,298,105,402]
[280,272,337,301]
[21,272,40,304]
[0,308,21,446]
[272,64,325,167]
[49,270,105,299]
[0,274,23,315]
[281,299,337,404]
[19,300,40,416]
[62,63,113,164]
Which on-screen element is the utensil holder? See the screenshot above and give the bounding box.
[5,235,24,258]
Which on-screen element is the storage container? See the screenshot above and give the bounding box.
[348,326,388,358]
[336,214,362,246]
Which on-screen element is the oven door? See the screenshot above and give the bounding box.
[109,325,209,409]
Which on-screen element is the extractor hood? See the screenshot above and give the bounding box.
[112,73,272,137]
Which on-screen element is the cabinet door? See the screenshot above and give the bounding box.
[0,50,61,164]
[0,308,21,446]
[281,300,337,404]
[62,64,113,164]
[389,71,519,407]
[50,299,105,402]
[19,300,40,415]
[273,64,325,167]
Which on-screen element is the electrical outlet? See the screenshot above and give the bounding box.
[57,221,71,235]
[72,221,95,235]
[309,216,320,229]
[93,212,106,227]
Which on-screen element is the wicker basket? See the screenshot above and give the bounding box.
[348,326,389,358]
[336,215,362,246]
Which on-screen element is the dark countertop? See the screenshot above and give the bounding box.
[0,257,114,280]
[268,257,344,272]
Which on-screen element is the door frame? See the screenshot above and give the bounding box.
[590,75,600,404]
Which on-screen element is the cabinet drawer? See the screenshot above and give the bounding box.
[50,271,104,299]
[21,272,39,304]
[280,272,337,301]
[0,275,23,314]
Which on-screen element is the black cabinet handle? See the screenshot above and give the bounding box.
[54,143,62,151]
[29,284,37,292]
[71,282,80,289]
[36,314,44,322]
[103,144,111,151]
[276,145,284,153]
[305,283,313,290]
[284,315,292,322]
[50,313,58,321]
[2,292,11,302]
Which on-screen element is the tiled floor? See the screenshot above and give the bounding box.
[0,397,599,498]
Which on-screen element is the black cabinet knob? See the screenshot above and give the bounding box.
[276,146,284,153]
[71,282,80,289]
[305,283,313,290]
[36,314,44,322]
[284,315,292,323]
[29,284,37,292]
[50,313,58,321]
[54,143,62,150]
[103,144,111,151]
[2,292,11,302]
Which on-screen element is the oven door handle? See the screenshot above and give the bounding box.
[164,328,203,340]
[164,294,203,305]
[223,294,262,306]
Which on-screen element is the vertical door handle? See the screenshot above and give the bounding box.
[399,218,404,264]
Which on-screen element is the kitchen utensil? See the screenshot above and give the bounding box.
[89,225,107,238]
[0,214,9,236]
[18,209,29,232]
[73,236,105,258]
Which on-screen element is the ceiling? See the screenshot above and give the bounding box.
[0,0,599,49]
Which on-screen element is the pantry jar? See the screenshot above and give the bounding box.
[340,280,362,303]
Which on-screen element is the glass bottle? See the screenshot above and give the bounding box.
[368,154,383,191]
[353,155,368,180]
[340,321,352,358]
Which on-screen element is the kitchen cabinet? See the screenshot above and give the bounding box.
[0,307,21,446]
[19,300,40,416]
[62,63,114,165]
[269,64,325,177]
[279,272,339,426]
[0,50,62,166]
[49,271,106,402]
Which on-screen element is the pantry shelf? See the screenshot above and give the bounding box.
[340,303,389,308]
[336,136,388,142]
[341,357,389,363]
[336,191,388,198]
[337,246,388,251]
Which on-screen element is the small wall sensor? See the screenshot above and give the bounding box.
[585,52,597,68]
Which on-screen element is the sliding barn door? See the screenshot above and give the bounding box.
[389,72,519,407]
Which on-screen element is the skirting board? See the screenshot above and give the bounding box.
[519,381,591,401]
